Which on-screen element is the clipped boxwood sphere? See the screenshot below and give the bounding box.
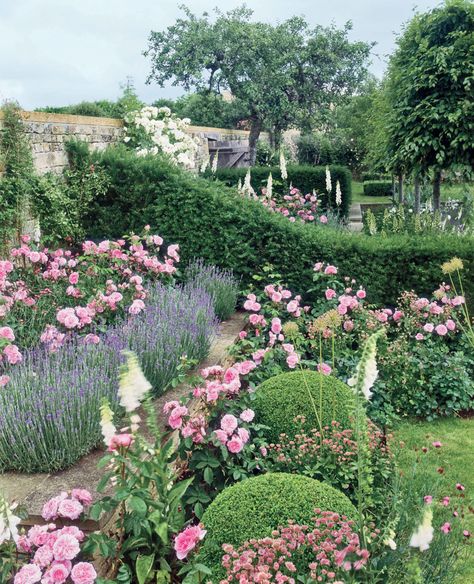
[201,472,356,571]
[254,370,355,442]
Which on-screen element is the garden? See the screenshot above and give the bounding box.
[0,1,473,584]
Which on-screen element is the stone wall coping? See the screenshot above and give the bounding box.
[0,110,270,139]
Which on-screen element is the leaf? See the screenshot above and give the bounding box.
[203,466,214,485]
[129,496,148,517]
[136,554,155,584]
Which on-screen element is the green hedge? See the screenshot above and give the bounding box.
[81,147,474,307]
[213,164,352,217]
[254,370,355,443]
[200,472,356,573]
[363,180,393,197]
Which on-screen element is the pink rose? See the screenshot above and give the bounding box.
[423,323,434,333]
[33,545,54,568]
[227,436,244,454]
[415,333,424,341]
[286,353,299,369]
[356,289,366,299]
[0,326,15,341]
[325,288,336,300]
[287,300,298,313]
[13,564,42,584]
[68,272,79,285]
[324,265,337,275]
[237,427,250,444]
[220,414,238,435]
[435,324,448,336]
[424,495,433,504]
[71,489,93,506]
[317,363,332,376]
[441,523,451,534]
[168,406,188,429]
[213,429,228,444]
[3,344,22,364]
[393,310,403,321]
[271,292,282,302]
[240,409,255,423]
[238,330,247,340]
[343,320,354,332]
[58,498,83,520]
[174,525,206,560]
[42,496,61,521]
[271,318,282,334]
[319,215,328,224]
[108,433,134,451]
[445,319,456,331]
[70,562,97,584]
[314,262,323,272]
[0,375,10,387]
[52,534,80,561]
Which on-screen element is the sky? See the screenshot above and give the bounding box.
[0,0,443,110]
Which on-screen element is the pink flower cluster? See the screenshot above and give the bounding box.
[213,413,252,454]
[261,187,329,225]
[14,491,95,584]
[219,509,371,583]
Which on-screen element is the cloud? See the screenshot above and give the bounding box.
[0,0,440,109]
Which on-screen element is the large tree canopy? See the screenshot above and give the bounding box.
[144,6,371,164]
[384,0,474,208]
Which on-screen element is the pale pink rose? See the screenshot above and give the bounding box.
[271,318,282,334]
[393,310,403,321]
[33,544,54,568]
[325,288,336,300]
[281,290,292,299]
[28,251,41,263]
[319,215,328,224]
[108,433,134,451]
[282,343,294,353]
[423,323,434,333]
[271,292,282,303]
[0,375,10,387]
[58,498,83,520]
[68,272,79,285]
[213,429,228,444]
[0,326,15,341]
[451,296,465,306]
[260,446,268,457]
[415,333,425,341]
[83,334,100,345]
[13,564,42,584]
[240,409,255,423]
[234,360,256,375]
[227,436,244,454]
[163,400,179,415]
[324,265,337,275]
[71,489,93,506]
[287,300,298,313]
[313,262,323,272]
[223,367,239,384]
[52,534,80,561]
[317,363,332,376]
[237,427,250,444]
[286,353,299,369]
[58,526,85,542]
[168,406,188,429]
[424,495,433,504]
[47,562,70,583]
[3,344,22,364]
[238,330,247,340]
[343,320,354,332]
[337,304,347,316]
[445,319,456,331]
[174,525,206,560]
[356,289,366,299]
[435,324,448,336]
[220,414,238,435]
[42,496,62,521]
[63,314,79,329]
[70,562,97,584]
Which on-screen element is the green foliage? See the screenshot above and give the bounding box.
[214,164,353,217]
[363,181,393,197]
[145,5,371,163]
[253,370,355,443]
[200,472,356,571]
[79,147,474,307]
[384,0,474,177]
[297,130,361,172]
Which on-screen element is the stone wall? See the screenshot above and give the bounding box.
[0,111,269,174]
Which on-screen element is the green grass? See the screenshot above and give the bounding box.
[394,417,474,582]
[352,181,392,205]
[351,180,473,205]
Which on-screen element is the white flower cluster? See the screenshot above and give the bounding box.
[124,106,200,170]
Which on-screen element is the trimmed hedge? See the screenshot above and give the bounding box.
[363,180,393,197]
[200,472,356,571]
[253,370,355,443]
[213,164,352,217]
[81,147,474,307]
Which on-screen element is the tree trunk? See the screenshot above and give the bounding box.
[248,118,262,167]
[433,171,441,211]
[414,176,421,214]
[391,175,396,199]
[398,174,404,204]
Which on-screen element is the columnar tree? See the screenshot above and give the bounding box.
[144,6,371,165]
[384,0,474,209]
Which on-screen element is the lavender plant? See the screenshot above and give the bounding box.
[186,259,239,321]
[0,284,217,472]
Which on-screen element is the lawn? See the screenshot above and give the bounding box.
[351,180,473,205]
[395,417,474,582]
[352,181,392,205]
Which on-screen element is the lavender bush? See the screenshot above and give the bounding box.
[186,259,239,321]
[0,284,217,472]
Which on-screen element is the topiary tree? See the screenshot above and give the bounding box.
[200,472,356,573]
[253,370,355,443]
[384,0,474,209]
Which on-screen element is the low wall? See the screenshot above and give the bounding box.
[0,111,269,174]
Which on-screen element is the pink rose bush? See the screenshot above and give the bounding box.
[0,229,179,374]
[10,491,96,584]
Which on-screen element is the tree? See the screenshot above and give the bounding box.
[384,0,474,209]
[144,6,371,165]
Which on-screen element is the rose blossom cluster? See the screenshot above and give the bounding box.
[174,524,206,560]
[0,231,179,365]
[260,187,329,225]
[213,412,253,454]
[219,510,371,583]
[0,325,22,366]
[13,491,96,584]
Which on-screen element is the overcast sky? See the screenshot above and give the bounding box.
[0,0,443,110]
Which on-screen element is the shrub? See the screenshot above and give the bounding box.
[79,147,474,307]
[200,472,356,571]
[185,259,239,321]
[213,164,352,217]
[363,180,393,197]
[253,370,355,442]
